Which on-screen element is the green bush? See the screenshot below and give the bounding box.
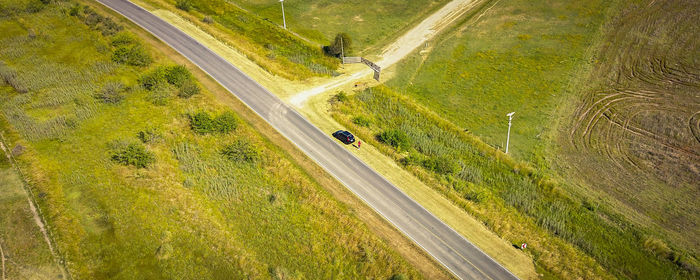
[221,140,260,163]
[377,129,410,151]
[164,65,191,87]
[26,0,45,13]
[178,81,200,98]
[140,65,193,90]
[139,66,168,90]
[334,91,348,102]
[94,82,126,104]
[352,115,371,127]
[189,112,215,134]
[111,143,155,168]
[214,111,238,133]
[111,32,136,47]
[422,156,460,175]
[189,111,238,134]
[175,0,192,11]
[112,45,152,66]
[137,128,161,143]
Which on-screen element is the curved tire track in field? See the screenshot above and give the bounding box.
[564,0,700,254]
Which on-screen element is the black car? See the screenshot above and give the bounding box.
[332,130,355,144]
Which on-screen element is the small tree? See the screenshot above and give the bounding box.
[111,143,155,168]
[324,33,352,57]
[221,140,260,163]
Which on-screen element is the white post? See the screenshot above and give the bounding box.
[506,112,515,154]
[280,0,287,29]
[340,36,344,63]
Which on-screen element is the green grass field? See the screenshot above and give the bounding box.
[229,0,450,54]
[387,0,613,163]
[0,2,419,278]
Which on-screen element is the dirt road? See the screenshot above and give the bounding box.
[289,0,480,106]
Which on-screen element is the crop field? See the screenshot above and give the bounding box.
[331,85,696,279]
[386,0,614,163]
[561,0,700,265]
[0,2,419,279]
[229,0,450,54]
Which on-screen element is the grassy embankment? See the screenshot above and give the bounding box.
[229,0,451,55]
[0,1,421,278]
[0,136,63,279]
[135,0,339,80]
[332,85,694,279]
[332,0,699,278]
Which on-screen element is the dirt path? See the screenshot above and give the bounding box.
[288,0,481,106]
[1,238,5,280]
[0,135,69,280]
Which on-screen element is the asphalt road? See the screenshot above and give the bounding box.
[96,1,519,279]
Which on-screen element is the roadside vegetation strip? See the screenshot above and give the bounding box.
[331,85,696,279]
[135,0,338,80]
[0,1,419,279]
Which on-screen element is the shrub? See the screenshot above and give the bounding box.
[352,115,371,127]
[26,0,44,13]
[111,32,136,47]
[164,65,191,87]
[95,82,126,104]
[139,66,168,90]
[214,111,238,133]
[334,91,348,103]
[140,65,193,90]
[111,143,155,168]
[202,15,214,24]
[178,81,200,98]
[112,45,152,66]
[390,274,408,280]
[422,156,460,175]
[377,129,411,151]
[175,0,192,11]
[221,140,260,163]
[68,3,81,16]
[189,112,215,134]
[137,128,161,143]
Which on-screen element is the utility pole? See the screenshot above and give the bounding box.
[340,36,344,63]
[279,0,287,29]
[505,112,515,154]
